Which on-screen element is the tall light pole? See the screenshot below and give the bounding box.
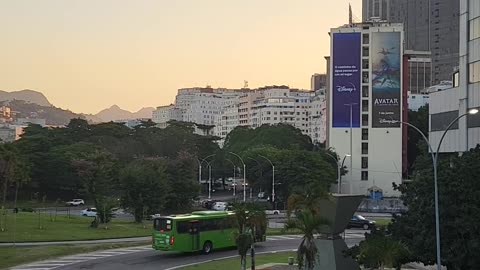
[344,103,358,190]
[229,152,246,202]
[225,159,237,197]
[199,154,215,196]
[258,155,275,205]
[394,108,478,270]
[324,152,351,194]
[247,157,263,199]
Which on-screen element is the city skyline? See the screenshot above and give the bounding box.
[0,0,360,114]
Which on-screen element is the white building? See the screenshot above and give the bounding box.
[153,86,327,145]
[429,0,480,153]
[152,104,182,128]
[309,89,327,144]
[408,92,429,111]
[328,22,405,196]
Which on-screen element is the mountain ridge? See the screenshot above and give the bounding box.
[1,89,154,123]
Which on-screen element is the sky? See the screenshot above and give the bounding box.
[1,0,361,114]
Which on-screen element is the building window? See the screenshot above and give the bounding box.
[362,100,368,112]
[362,143,368,154]
[361,171,368,181]
[362,33,369,44]
[362,59,369,69]
[453,71,459,87]
[469,61,480,83]
[362,86,369,97]
[362,46,369,57]
[362,128,368,140]
[362,114,368,126]
[469,16,480,41]
[361,157,368,169]
[274,117,277,121]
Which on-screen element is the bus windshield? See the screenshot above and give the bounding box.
[154,218,172,231]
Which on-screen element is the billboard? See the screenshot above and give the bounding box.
[332,33,361,128]
[371,32,401,128]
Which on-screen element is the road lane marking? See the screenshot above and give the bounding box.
[164,249,298,270]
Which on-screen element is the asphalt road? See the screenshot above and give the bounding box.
[54,232,365,270]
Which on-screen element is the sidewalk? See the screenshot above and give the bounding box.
[0,236,150,247]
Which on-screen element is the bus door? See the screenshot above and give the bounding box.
[189,220,200,251]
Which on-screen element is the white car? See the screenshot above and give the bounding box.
[212,202,228,211]
[81,208,97,217]
[66,199,84,206]
[265,210,281,215]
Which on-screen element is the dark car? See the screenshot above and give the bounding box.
[347,215,376,230]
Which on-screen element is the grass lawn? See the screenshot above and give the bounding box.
[0,241,149,269]
[373,218,392,227]
[181,251,296,270]
[0,212,151,242]
[266,227,301,236]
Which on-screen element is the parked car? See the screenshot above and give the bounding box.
[212,202,228,211]
[81,208,97,217]
[265,209,280,215]
[347,215,375,230]
[203,200,218,210]
[66,199,85,206]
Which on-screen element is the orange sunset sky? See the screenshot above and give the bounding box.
[1,0,361,114]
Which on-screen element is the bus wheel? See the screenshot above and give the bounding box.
[202,241,213,254]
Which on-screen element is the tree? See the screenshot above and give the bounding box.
[350,228,410,269]
[164,152,200,213]
[0,144,30,232]
[391,145,480,269]
[72,149,117,224]
[242,147,335,204]
[233,202,267,270]
[223,124,313,154]
[120,158,169,222]
[406,105,429,174]
[284,208,329,270]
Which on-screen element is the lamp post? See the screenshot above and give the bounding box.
[199,154,215,196]
[258,155,275,205]
[225,159,237,197]
[229,152,246,202]
[325,152,351,194]
[394,108,478,270]
[247,157,263,199]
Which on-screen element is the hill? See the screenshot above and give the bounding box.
[94,105,154,122]
[0,89,52,107]
[6,100,85,126]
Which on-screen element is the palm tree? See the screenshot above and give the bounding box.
[356,228,411,269]
[285,208,329,270]
[233,202,267,270]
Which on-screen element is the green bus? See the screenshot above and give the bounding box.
[152,211,265,254]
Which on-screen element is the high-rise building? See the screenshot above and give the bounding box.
[429,0,480,153]
[311,73,327,91]
[328,22,405,196]
[363,0,459,85]
[405,50,432,94]
[430,0,460,84]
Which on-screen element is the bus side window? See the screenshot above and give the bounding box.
[177,221,189,234]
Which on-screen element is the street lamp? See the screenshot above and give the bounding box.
[324,152,350,194]
[247,157,263,199]
[199,154,215,197]
[225,159,237,197]
[394,108,478,270]
[229,152,246,202]
[258,155,275,205]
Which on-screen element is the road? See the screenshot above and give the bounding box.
[15,231,364,270]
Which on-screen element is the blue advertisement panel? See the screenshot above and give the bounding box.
[332,33,361,128]
[371,32,401,128]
